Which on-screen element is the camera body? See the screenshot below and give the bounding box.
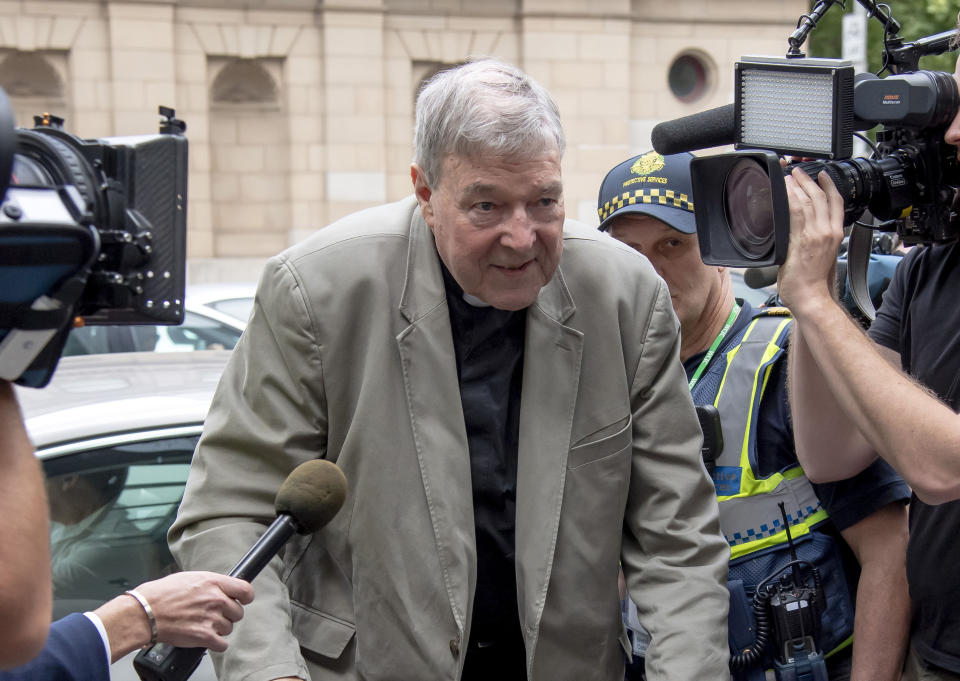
[0,96,188,387]
[688,26,959,268]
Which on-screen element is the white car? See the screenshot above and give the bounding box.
[62,283,256,356]
[183,282,256,326]
[17,351,231,681]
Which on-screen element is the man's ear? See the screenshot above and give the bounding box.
[410,164,435,224]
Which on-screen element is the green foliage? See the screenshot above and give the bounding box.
[807,0,958,73]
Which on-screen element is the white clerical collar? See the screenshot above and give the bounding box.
[462,292,491,308]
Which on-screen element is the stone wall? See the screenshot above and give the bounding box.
[0,0,805,279]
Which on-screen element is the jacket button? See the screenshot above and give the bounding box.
[449,635,460,658]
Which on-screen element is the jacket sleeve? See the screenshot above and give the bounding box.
[620,280,731,681]
[0,613,109,681]
[168,255,329,681]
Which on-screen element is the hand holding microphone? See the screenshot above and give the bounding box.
[133,459,348,681]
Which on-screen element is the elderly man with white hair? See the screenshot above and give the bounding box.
[170,58,729,681]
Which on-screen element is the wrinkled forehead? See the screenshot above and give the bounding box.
[442,136,562,168]
[438,148,563,185]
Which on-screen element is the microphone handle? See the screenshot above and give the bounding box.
[133,515,300,681]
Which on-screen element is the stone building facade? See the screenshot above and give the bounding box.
[0,0,805,279]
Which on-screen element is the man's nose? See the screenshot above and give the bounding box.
[500,207,536,250]
[643,253,666,279]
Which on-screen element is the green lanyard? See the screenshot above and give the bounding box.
[688,303,739,391]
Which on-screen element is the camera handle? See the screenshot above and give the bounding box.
[787,0,900,60]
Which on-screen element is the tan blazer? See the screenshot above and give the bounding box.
[169,196,730,681]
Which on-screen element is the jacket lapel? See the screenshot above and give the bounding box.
[396,210,475,633]
[515,266,583,644]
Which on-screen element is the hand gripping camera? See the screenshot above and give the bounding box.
[0,88,188,387]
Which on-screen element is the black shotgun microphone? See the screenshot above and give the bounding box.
[651,104,736,155]
[133,459,348,681]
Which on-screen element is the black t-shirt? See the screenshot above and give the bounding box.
[442,265,527,680]
[684,302,910,532]
[868,242,960,672]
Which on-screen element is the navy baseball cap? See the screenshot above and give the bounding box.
[597,150,696,234]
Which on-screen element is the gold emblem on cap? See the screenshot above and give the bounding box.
[630,151,665,177]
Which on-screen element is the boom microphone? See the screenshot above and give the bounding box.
[651,104,736,155]
[133,459,348,681]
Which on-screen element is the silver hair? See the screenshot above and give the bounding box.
[412,58,566,187]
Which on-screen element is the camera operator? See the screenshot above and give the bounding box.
[781,16,960,681]
[0,379,51,668]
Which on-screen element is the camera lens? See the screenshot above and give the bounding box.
[10,155,52,185]
[724,158,775,260]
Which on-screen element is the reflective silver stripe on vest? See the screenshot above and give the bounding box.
[711,313,825,552]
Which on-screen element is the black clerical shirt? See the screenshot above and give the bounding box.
[441,264,527,681]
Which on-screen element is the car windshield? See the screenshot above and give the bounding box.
[206,296,254,323]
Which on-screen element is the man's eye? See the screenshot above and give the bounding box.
[539,198,556,207]
[476,202,495,212]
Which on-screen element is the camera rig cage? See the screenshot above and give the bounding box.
[0,93,188,387]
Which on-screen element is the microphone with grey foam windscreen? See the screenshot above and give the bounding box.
[133,459,348,681]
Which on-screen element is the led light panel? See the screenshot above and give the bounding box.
[735,56,854,159]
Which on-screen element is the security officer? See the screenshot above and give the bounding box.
[598,151,911,681]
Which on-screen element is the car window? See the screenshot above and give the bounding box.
[62,324,161,356]
[153,311,243,352]
[43,434,198,620]
[207,297,254,324]
[63,311,242,356]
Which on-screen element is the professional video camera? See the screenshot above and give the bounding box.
[0,87,188,387]
[652,0,960,282]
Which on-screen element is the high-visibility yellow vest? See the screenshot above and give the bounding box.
[692,308,853,661]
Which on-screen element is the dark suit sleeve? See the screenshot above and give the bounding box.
[0,613,109,681]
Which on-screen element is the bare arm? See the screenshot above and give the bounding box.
[780,168,960,503]
[838,502,910,681]
[93,571,255,663]
[0,381,51,668]
[787,299,879,482]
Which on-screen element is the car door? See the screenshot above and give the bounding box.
[40,425,218,681]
